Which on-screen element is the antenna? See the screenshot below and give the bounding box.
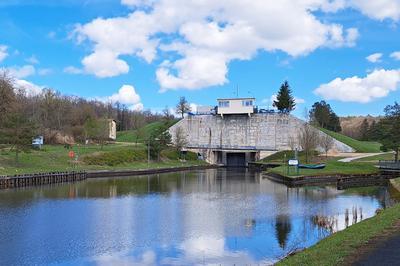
[236,84,239,97]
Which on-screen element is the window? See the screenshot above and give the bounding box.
[219,101,230,107]
[242,100,253,107]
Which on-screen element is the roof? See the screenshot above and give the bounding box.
[217,97,256,101]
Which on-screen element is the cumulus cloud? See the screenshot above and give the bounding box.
[26,55,39,64]
[350,0,400,21]
[366,53,383,63]
[64,66,83,74]
[14,79,44,96]
[390,51,400,60]
[314,69,400,103]
[74,0,361,90]
[108,84,143,110]
[4,65,35,79]
[0,45,8,62]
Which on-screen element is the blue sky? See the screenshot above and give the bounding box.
[1,0,400,117]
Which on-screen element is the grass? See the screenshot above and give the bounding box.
[261,150,319,163]
[278,203,400,266]
[319,128,382,153]
[0,144,204,176]
[117,120,178,143]
[269,158,379,177]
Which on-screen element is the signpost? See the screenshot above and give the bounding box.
[287,159,299,175]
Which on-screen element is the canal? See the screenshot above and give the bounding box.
[0,168,398,265]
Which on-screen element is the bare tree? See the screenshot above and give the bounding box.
[298,123,320,163]
[320,134,334,158]
[174,126,187,155]
[175,96,191,119]
[288,135,298,151]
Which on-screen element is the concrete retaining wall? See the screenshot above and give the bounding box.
[169,113,354,161]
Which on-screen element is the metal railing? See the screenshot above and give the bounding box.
[379,160,400,170]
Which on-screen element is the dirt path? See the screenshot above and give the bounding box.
[345,220,400,265]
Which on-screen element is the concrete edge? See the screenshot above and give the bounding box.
[389,178,400,192]
[86,164,221,178]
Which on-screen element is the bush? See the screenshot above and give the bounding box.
[83,149,147,166]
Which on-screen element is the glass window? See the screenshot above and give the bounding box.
[219,101,229,107]
[242,100,253,107]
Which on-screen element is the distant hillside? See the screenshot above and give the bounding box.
[340,115,381,139]
[117,120,178,143]
[319,127,381,153]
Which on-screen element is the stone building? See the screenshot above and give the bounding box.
[169,98,353,166]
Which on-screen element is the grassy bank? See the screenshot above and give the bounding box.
[269,159,379,177]
[319,128,381,153]
[117,120,177,143]
[0,144,204,176]
[278,203,400,266]
[354,152,395,162]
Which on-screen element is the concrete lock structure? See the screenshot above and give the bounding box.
[169,98,354,167]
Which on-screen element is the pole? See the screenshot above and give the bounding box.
[147,140,150,166]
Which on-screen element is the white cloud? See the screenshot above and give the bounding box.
[26,55,39,64]
[64,66,83,74]
[390,51,400,60]
[366,53,383,63]
[314,69,400,103]
[14,79,44,96]
[0,45,8,62]
[38,68,52,75]
[262,94,305,107]
[5,65,35,78]
[74,1,360,90]
[350,0,400,21]
[108,84,143,110]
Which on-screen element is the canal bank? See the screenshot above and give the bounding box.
[277,181,400,266]
[0,164,219,189]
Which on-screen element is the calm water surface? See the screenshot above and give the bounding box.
[0,168,398,265]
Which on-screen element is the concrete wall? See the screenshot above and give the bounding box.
[169,113,354,160]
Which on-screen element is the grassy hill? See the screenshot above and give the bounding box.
[117,120,178,143]
[319,128,381,153]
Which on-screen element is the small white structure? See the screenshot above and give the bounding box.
[217,98,255,117]
[196,105,215,115]
[32,136,44,149]
[108,119,117,140]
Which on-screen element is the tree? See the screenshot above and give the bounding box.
[174,126,188,155]
[298,123,320,163]
[0,109,37,165]
[175,96,191,118]
[163,106,174,121]
[359,119,369,141]
[320,134,334,158]
[273,81,296,113]
[149,128,171,161]
[377,102,400,161]
[309,101,341,132]
[0,72,15,126]
[84,118,109,149]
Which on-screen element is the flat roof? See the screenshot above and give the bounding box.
[217,97,255,101]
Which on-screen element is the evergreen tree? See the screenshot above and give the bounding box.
[377,102,400,161]
[309,101,341,132]
[273,81,296,113]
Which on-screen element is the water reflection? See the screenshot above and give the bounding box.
[0,168,397,265]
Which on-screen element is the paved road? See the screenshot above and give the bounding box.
[352,232,400,266]
[338,152,388,163]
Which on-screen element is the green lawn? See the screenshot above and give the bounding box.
[117,120,178,143]
[278,203,400,266]
[0,144,204,176]
[269,159,379,177]
[319,128,382,153]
